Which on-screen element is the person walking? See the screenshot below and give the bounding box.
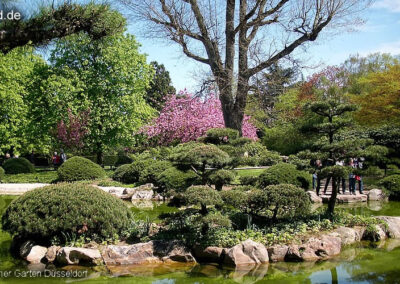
[348,158,356,195]
[60,149,67,164]
[52,152,61,169]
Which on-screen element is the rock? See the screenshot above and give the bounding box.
[285,235,341,262]
[102,242,157,265]
[223,239,269,266]
[193,246,224,263]
[153,193,164,201]
[267,245,288,262]
[331,226,364,245]
[56,247,102,266]
[368,189,387,201]
[376,216,400,238]
[307,191,322,203]
[362,225,387,241]
[102,241,195,266]
[158,241,196,263]
[121,188,136,199]
[131,189,154,200]
[284,245,304,262]
[45,246,61,263]
[25,245,47,264]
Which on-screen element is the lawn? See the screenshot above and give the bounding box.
[2,171,58,183]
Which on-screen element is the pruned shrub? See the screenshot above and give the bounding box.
[0,166,4,181]
[379,175,400,200]
[156,167,200,193]
[258,163,312,189]
[112,164,132,183]
[1,184,133,244]
[171,143,230,184]
[115,155,133,167]
[220,189,249,212]
[139,160,172,184]
[242,142,267,157]
[182,186,223,215]
[239,175,258,186]
[248,184,311,221]
[57,156,105,182]
[204,128,239,144]
[259,151,282,166]
[209,169,236,191]
[2,158,35,174]
[112,159,153,184]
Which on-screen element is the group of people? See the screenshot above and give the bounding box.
[52,150,67,168]
[312,158,364,196]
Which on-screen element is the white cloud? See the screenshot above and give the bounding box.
[361,40,400,56]
[373,0,400,12]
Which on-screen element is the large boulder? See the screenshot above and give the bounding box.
[101,241,195,266]
[20,242,47,264]
[56,247,102,266]
[307,191,322,203]
[193,246,224,263]
[376,216,400,239]
[362,225,387,241]
[223,239,269,266]
[45,246,61,263]
[285,235,341,262]
[267,244,289,262]
[331,226,365,245]
[368,189,387,201]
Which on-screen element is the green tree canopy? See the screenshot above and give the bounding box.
[30,32,155,162]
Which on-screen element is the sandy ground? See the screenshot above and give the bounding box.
[0,183,49,195]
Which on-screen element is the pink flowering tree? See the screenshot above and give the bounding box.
[142,91,258,145]
[56,109,90,151]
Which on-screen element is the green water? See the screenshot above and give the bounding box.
[2,196,400,283]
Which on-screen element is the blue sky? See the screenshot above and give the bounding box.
[128,0,400,92]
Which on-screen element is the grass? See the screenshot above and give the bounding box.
[2,171,58,183]
[234,168,264,177]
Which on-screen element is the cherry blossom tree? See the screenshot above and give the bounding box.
[56,109,90,151]
[142,91,257,145]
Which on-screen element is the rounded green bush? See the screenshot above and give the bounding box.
[172,143,230,170]
[156,167,200,193]
[248,184,311,221]
[112,164,132,183]
[259,151,282,166]
[1,183,133,244]
[258,163,312,189]
[57,156,106,182]
[182,186,223,215]
[239,175,258,186]
[2,158,35,174]
[112,159,152,184]
[379,175,400,199]
[0,166,4,181]
[209,169,236,191]
[115,155,133,167]
[140,160,172,184]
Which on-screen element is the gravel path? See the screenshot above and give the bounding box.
[0,183,49,195]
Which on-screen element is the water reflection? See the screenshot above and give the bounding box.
[2,195,400,283]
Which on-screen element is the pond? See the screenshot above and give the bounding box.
[1,195,400,283]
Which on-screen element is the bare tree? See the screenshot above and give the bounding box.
[120,0,372,134]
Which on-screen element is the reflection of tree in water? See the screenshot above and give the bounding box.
[342,244,400,284]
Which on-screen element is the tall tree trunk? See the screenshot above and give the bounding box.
[328,177,338,218]
[96,142,103,165]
